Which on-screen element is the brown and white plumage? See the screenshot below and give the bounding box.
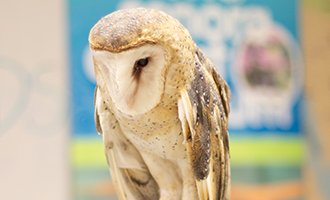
[90,8,231,200]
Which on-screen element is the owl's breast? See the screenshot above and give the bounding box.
[114,102,188,160]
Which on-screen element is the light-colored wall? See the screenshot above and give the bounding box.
[0,1,70,199]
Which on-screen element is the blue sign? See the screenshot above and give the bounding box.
[69,0,303,136]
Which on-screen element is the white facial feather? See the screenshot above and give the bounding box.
[92,44,166,115]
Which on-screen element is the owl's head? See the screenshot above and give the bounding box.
[89,8,194,116]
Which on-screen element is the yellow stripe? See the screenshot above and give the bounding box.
[71,136,305,168]
[71,137,107,168]
[230,136,305,166]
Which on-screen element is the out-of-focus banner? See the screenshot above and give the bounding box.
[69,0,304,199]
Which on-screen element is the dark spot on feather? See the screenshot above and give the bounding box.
[107,141,114,149]
[196,48,206,64]
[120,142,128,151]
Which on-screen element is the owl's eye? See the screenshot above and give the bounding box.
[137,58,149,67]
[132,57,149,78]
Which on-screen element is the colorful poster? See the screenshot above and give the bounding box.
[69,0,304,199]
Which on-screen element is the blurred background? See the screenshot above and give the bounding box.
[0,0,329,200]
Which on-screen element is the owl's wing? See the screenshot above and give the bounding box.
[178,48,231,200]
[94,86,159,200]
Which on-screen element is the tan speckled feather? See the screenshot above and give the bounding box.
[178,48,231,200]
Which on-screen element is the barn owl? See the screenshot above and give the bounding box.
[89,7,231,200]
